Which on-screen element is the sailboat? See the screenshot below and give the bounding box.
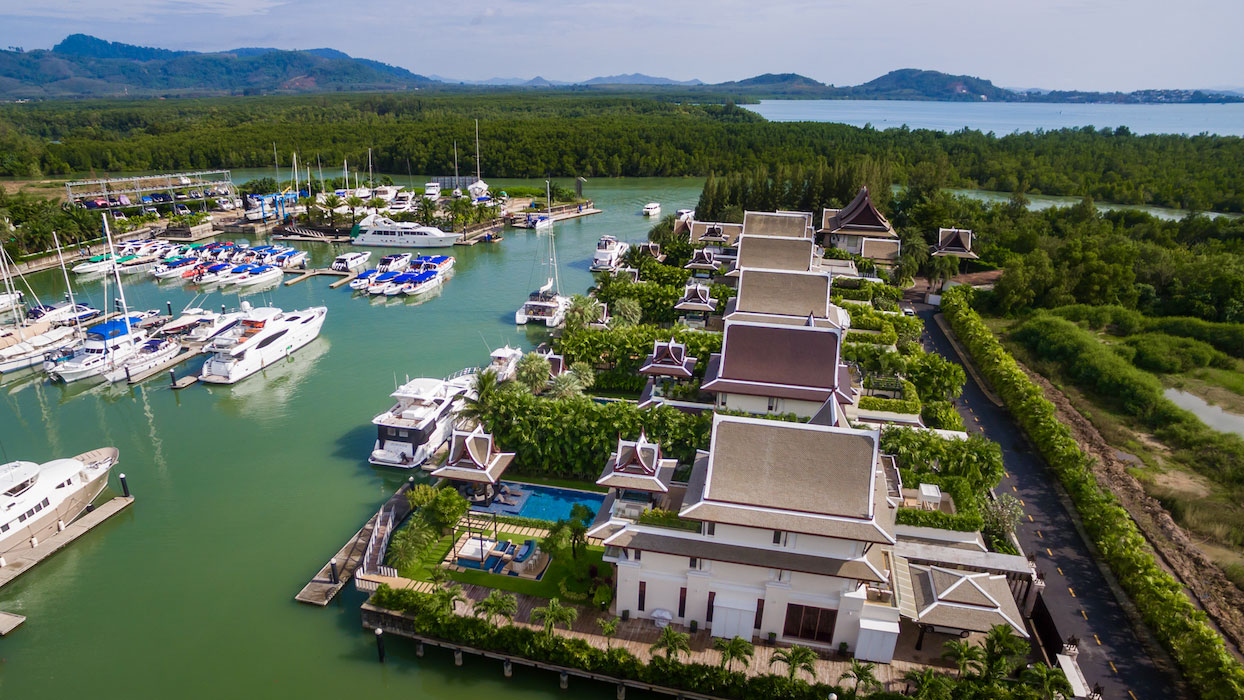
[515,182,570,327]
[0,235,83,374]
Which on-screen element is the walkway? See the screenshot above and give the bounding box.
[917,304,1178,698]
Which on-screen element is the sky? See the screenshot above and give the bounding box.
[1,0,1242,91]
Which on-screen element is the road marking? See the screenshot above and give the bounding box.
[1012,485,1018,492]
[1069,587,1076,598]
[1129,692,1138,700]
[1037,530,1043,539]
[1110,661,1117,674]
[1004,471,1010,478]
[1095,634,1102,646]
[1028,514,1034,522]
[1057,567,1064,576]
[1081,609,1087,620]
[1047,548,1053,557]
[1020,498,1025,506]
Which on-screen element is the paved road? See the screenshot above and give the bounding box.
[917,305,1177,699]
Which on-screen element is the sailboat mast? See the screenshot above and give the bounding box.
[51,231,80,329]
[474,119,481,182]
[453,141,459,185]
[368,147,373,189]
[102,216,133,339]
[318,156,325,195]
[0,246,21,328]
[272,143,280,183]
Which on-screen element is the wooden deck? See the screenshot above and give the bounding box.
[125,346,200,384]
[0,611,25,636]
[283,268,352,287]
[294,481,414,606]
[0,496,134,592]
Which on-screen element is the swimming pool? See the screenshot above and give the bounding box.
[470,481,605,522]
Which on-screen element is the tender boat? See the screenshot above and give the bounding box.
[0,290,24,314]
[416,255,455,274]
[1,447,119,558]
[189,263,231,283]
[272,250,308,268]
[199,304,328,385]
[183,311,244,344]
[351,214,459,248]
[47,316,149,383]
[367,271,401,294]
[331,251,372,272]
[532,216,553,230]
[369,372,476,468]
[71,253,114,274]
[117,255,161,275]
[25,302,101,326]
[515,281,569,327]
[151,257,199,278]
[402,271,441,296]
[642,202,661,217]
[102,337,181,383]
[348,269,380,290]
[233,265,284,287]
[377,253,413,273]
[423,182,442,199]
[215,264,258,285]
[382,272,418,296]
[488,345,523,381]
[590,235,630,272]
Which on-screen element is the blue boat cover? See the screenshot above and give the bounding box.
[86,316,145,339]
[357,269,378,278]
[373,272,399,282]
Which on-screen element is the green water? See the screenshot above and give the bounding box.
[0,178,702,698]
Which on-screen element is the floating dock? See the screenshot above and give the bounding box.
[295,481,414,606]
[0,496,135,593]
[282,267,352,287]
[124,345,202,385]
[0,611,25,636]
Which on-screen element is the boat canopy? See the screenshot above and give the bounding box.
[86,317,144,340]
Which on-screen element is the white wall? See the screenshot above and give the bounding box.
[717,392,824,419]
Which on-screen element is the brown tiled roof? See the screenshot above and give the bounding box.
[640,339,697,378]
[860,238,902,261]
[685,249,719,270]
[743,211,811,239]
[597,461,676,493]
[733,268,832,319]
[690,221,744,246]
[675,283,718,312]
[702,322,841,400]
[820,188,897,238]
[605,529,888,583]
[931,228,978,259]
[433,426,515,484]
[732,236,816,274]
[909,564,1028,636]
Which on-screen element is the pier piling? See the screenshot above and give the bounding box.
[560,672,569,690]
[504,660,512,677]
[454,650,463,666]
[169,369,177,387]
[416,642,424,657]
[375,628,385,663]
[119,473,130,498]
[617,684,626,700]
[329,559,339,585]
[166,301,173,316]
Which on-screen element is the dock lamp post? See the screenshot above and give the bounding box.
[375,627,385,663]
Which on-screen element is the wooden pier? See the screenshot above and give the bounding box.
[0,611,25,636]
[171,374,200,390]
[0,496,135,593]
[282,267,352,287]
[294,480,414,606]
[125,345,201,385]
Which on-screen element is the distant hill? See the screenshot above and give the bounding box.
[0,35,434,98]
[838,68,1012,101]
[582,73,702,86]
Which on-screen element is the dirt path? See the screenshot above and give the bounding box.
[1021,365,1244,659]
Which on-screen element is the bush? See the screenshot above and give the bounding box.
[921,400,966,430]
[1125,332,1232,373]
[637,508,701,531]
[942,285,1244,699]
[894,469,984,532]
[858,396,920,414]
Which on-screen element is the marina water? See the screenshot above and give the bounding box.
[0,178,701,699]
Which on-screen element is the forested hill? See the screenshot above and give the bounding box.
[0,34,434,98]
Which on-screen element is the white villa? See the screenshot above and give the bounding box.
[818,187,902,267]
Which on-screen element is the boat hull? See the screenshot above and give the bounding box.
[0,449,115,558]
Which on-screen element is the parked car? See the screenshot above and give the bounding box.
[902,306,916,317]
[141,195,154,204]
[112,211,128,221]
[143,207,159,216]
[117,195,131,206]
[150,193,172,203]
[174,204,191,216]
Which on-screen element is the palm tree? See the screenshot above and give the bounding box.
[903,668,951,700]
[713,635,754,672]
[566,518,588,559]
[981,624,1028,683]
[448,197,473,231]
[1021,663,1073,700]
[345,195,364,224]
[474,590,518,627]
[321,194,342,228]
[565,294,602,329]
[569,362,595,391]
[427,565,450,589]
[650,625,691,662]
[548,372,583,399]
[515,352,552,394]
[531,597,578,638]
[597,616,620,649]
[414,195,435,225]
[365,196,385,214]
[769,644,817,682]
[458,368,500,427]
[942,638,984,679]
[611,297,642,327]
[432,584,466,615]
[839,658,879,696]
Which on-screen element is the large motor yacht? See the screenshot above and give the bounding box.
[1,447,118,557]
[47,316,149,383]
[199,303,327,384]
[369,372,476,468]
[590,235,631,272]
[350,214,459,248]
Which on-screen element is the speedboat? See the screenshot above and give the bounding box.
[367,271,401,294]
[0,325,80,374]
[515,280,569,327]
[402,271,441,296]
[590,235,630,272]
[351,214,459,248]
[47,316,149,383]
[188,263,231,283]
[102,337,181,383]
[377,253,412,273]
[199,304,327,385]
[642,202,661,217]
[272,250,308,268]
[382,272,418,296]
[532,215,553,230]
[233,265,284,287]
[151,257,199,278]
[348,269,379,290]
[488,346,523,381]
[368,373,475,468]
[117,255,160,275]
[25,302,101,327]
[416,255,455,274]
[331,251,371,272]
[1,447,118,558]
[184,311,244,345]
[71,253,114,274]
[423,182,442,199]
[216,264,259,285]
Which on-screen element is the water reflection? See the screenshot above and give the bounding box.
[1163,388,1244,437]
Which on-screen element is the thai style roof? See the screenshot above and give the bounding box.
[431,425,515,484]
[909,564,1028,636]
[702,321,843,402]
[860,238,902,262]
[685,248,719,271]
[931,228,979,259]
[639,338,697,378]
[635,242,666,262]
[742,211,812,239]
[678,415,895,543]
[820,188,898,239]
[729,268,833,320]
[596,431,676,492]
[538,350,566,377]
[674,282,718,312]
[690,221,744,246]
[727,235,817,277]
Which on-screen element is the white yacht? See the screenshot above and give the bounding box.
[199,304,327,385]
[117,255,161,275]
[151,258,199,278]
[373,185,400,202]
[423,182,442,199]
[368,372,475,468]
[102,337,181,383]
[390,191,416,212]
[642,202,661,217]
[351,214,459,248]
[232,265,284,287]
[590,235,630,272]
[25,302,101,327]
[0,290,23,314]
[71,254,115,274]
[377,253,413,272]
[0,325,80,374]
[1,447,119,558]
[488,345,523,381]
[331,251,372,272]
[159,308,239,343]
[515,282,570,327]
[47,315,149,383]
[401,270,441,296]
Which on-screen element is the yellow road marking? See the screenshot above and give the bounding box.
[1081,610,1088,620]
[1058,567,1064,576]
[1020,498,1025,506]
[1069,587,1076,598]
[1095,634,1102,646]
[1037,530,1044,539]
[1047,548,1053,557]
[1110,661,1118,673]
[1012,485,1018,492]
[1004,471,1009,478]
[1028,514,1034,522]
[1129,692,1138,700]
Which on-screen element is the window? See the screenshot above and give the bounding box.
[18,513,27,522]
[1,523,9,533]
[754,599,765,629]
[706,592,717,622]
[638,581,647,611]
[689,557,698,570]
[782,603,837,644]
[41,498,49,507]
[772,530,783,545]
[678,587,687,618]
[704,522,715,537]
[254,329,289,349]
[767,397,778,412]
[634,549,642,562]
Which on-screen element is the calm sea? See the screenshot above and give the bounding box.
[743,99,1244,137]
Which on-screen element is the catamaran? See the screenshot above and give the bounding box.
[199,303,327,384]
[351,214,459,248]
[516,184,570,327]
[369,371,476,468]
[1,447,119,558]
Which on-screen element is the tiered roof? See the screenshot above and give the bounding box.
[634,242,666,263]
[819,187,898,239]
[689,221,744,247]
[726,236,818,277]
[860,238,902,262]
[702,321,852,404]
[674,282,718,312]
[727,268,833,320]
[685,248,719,271]
[742,211,812,239]
[639,338,697,378]
[596,432,676,492]
[909,564,1027,636]
[931,228,978,259]
[431,425,515,484]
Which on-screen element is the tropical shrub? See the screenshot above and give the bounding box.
[1123,332,1231,373]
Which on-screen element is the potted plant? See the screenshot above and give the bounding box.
[690,620,698,633]
[838,641,850,658]
[622,609,630,622]
[767,632,777,646]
